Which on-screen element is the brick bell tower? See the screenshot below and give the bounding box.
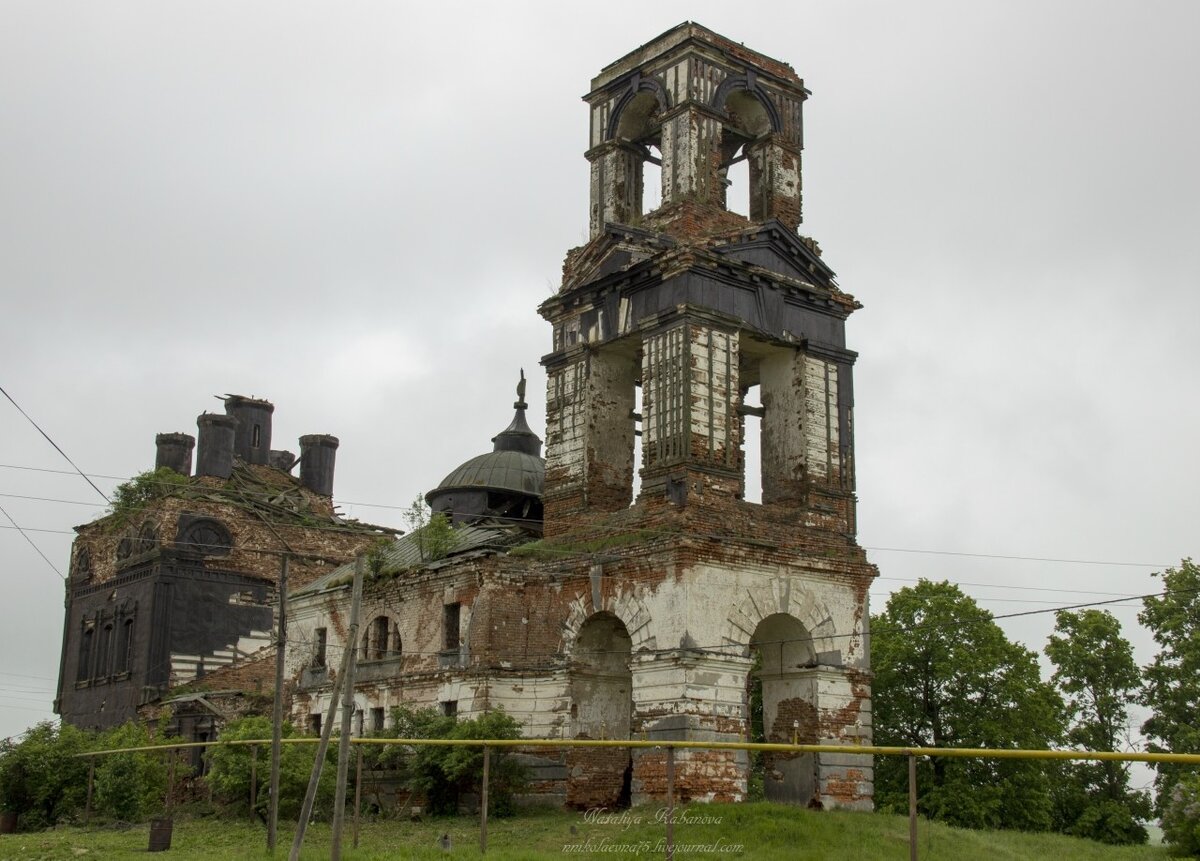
[539,23,874,809]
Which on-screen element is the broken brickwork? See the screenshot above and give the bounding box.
[278,21,875,813]
[56,396,390,731]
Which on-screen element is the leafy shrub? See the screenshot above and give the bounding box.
[206,716,336,820]
[0,722,90,829]
[372,707,528,817]
[1162,773,1200,856]
[107,467,189,524]
[90,722,173,823]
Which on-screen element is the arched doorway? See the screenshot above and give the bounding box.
[566,612,633,808]
[749,613,818,804]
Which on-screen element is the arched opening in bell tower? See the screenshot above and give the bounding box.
[720,88,775,220]
[748,613,819,804]
[614,91,663,221]
[566,612,634,808]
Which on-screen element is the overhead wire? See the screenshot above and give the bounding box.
[0,388,110,503]
[0,463,1177,570]
[269,583,1189,662]
[0,501,63,579]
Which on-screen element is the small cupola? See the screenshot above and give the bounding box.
[426,371,544,529]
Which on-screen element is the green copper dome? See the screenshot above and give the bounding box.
[433,449,544,497]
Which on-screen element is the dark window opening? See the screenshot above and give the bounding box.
[193,731,211,775]
[313,627,327,668]
[115,618,134,675]
[441,700,458,719]
[443,603,461,651]
[372,616,389,660]
[370,707,385,733]
[309,713,322,735]
[78,625,94,683]
[252,424,261,448]
[96,624,113,680]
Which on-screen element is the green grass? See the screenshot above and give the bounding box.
[0,803,1173,860]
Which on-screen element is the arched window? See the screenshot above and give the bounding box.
[178,517,233,556]
[360,615,398,661]
[73,548,92,582]
[96,623,113,680]
[115,617,135,675]
[135,521,159,555]
[78,624,95,683]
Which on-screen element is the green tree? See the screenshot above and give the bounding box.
[871,580,1064,831]
[404,496,457,563]
[90,722,172,822]
[374,707,529,816]
[1140,559,1200,815]
[206,716,336,820]
[1161,773,1200,856]
[0,722,91,830]
[1045,609,1151,844]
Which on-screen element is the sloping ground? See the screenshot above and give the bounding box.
[0,804,1170,860]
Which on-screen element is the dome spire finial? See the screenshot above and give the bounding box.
[492,369,541,457]
[515,368,527,410]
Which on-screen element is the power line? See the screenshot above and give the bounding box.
[874,576,1146,599]
[0,479,1175,573]
[0,388,110,503]
[276,583,1192,661]
[0,463,1176,571]
[0,502,63,579]
[866,546,1164,569]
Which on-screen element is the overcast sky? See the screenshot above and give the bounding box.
[2,1,1197,779]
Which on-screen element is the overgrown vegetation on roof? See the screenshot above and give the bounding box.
[106,467,190,527]
[404,496,458,563]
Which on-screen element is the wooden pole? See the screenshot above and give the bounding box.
[249,744,258,818]
[480,745,490,855]
[84,756,94,828]
[166,750,176,814]
[353,748,363,849]
[908,754,918,861]
[267,554,288,852]
[331,556,365,861]
[288,623,353,861]
[665,746,675,861]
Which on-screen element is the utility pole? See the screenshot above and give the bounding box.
[267,554,288,852]
[331,556,365,860]
[288,617,352,861]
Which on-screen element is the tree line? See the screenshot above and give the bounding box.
[0,707,528,832]
[871,558,1200,851]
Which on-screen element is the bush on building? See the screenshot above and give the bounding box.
[403,496,458,563]
[107,467,189,526]
[205,715,336,820]
[1162,774,1200,857]
[373,707,529,817]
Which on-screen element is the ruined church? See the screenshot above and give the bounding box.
[57,23,876,809]
[286,23,875,809]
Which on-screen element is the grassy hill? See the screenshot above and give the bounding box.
[0,803,1172,860]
